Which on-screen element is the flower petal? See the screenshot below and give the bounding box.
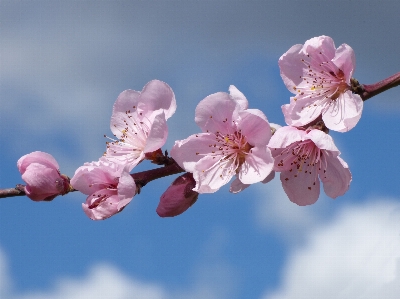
[116,167,136,210]
[306,129,339,152]
[171,133,219,173]
[319,155,351,198]
[82,189,120,220]
[268,126,304,149]
[229,85,248,115]
[238,109,271,146]
[112,89,141,114]
[303,35,336,60]
[322,91,363,132]
[229,177,248,193]
[280,170,320,206]
[279,44,305,91]
[139,80,177,119]
[238,146,274,184]
[332,43,356,82]
[283,97,324,127]
[143,110,168,153]
[22,164,62,201]
[195,92,237,133]
[71,161,121,195]
[17,151,59,174]
[193,156,235,193]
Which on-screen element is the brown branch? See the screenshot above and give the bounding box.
[0,184,27,198]
[351,72,400,101]
[132,160,185,190]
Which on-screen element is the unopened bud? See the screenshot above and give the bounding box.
[156,172,198,217]
[17,151,71,201]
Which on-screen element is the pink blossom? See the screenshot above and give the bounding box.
[171,85,274,193]
[105,80,176,170]
[279,35,363,132]
[70,160,136,220]
[17,151,70,201]
[229,123,280,193]
[268,126,351,205]
[156,172,198,217]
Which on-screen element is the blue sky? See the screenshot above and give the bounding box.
[1,1,400,298]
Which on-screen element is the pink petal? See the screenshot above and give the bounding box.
[143,110,168,153]
[303,35,336,60]
[237,110,271,146]
[322,91,363,132]
[238,146,274,184]
[22,164,62,201]
[112,89,141,116]
[282,102,295,126]
[229,85,248,111]
[193,156,235,193]
[195,92,237,133]
[283,97,324,127]
[268,126,304,149]
[82,190,120,220]
[17,151,59,174]
[280,170,320,206]
[116,167,136,210]
[171,133,218,173]
[320,155,351,198]
[279,44,305,92]
[139,80,177,119]
[332,43,356,82]
[306,129,339,152]
[229,177,248,193]
[71,161,120,195]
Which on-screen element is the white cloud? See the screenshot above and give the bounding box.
[261,198,400,299]
[14,264,166,299]
[0,227,236,299]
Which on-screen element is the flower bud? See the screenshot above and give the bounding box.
[156,172,198,217]
[17,151,71,201]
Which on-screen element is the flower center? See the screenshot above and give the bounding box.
[216,131,253,172]
[88,187,117,209]
[105,106,151,163]
[277,139,326,188]
[293,52,349,104]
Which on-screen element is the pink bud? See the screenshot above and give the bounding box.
[157,173,198,217]
[17,151,70,201]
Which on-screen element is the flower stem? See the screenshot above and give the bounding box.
[352,72,400,101]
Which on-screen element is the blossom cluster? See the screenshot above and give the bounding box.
[18,35,356,219]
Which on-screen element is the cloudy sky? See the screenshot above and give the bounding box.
[1,1,400,298]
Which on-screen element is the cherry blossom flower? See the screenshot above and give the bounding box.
[268,126,351,205]
[105,80,176,170]
[229,123,280,193]
[71,159,136,220]
[279,35,363,132]
[17,151,71,201]
[156,172,198,217]
[171,85,274,193]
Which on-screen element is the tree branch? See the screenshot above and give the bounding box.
[352,72,400,101]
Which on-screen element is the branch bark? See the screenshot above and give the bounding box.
[352,72,400,101]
